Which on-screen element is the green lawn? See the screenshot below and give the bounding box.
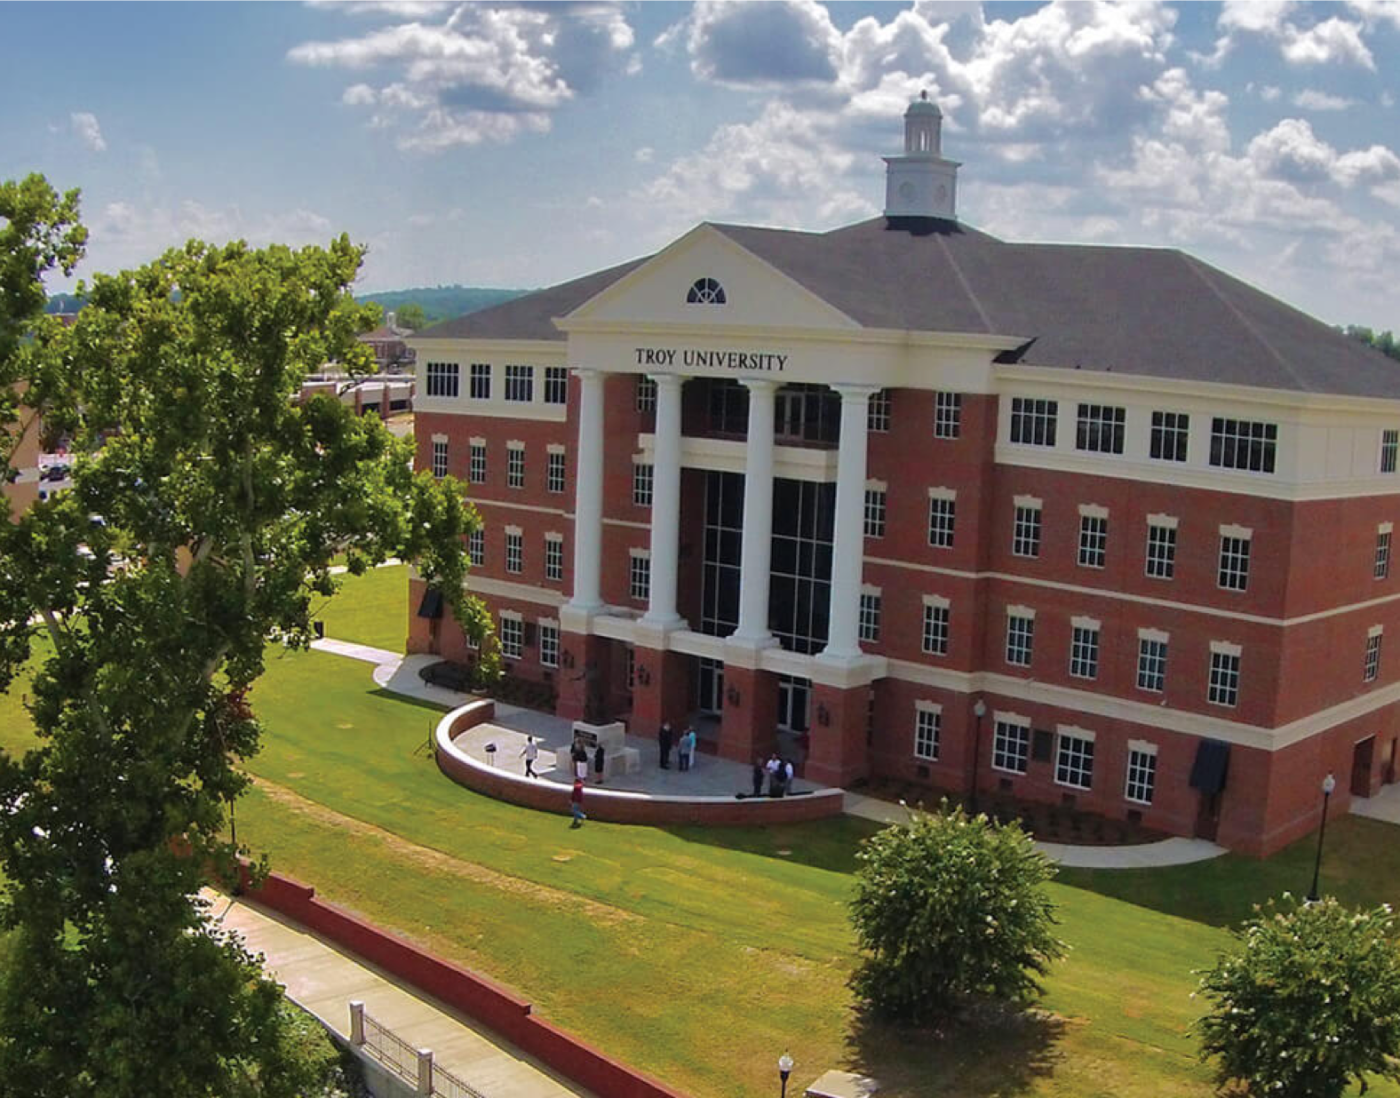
[4,569,1400,1097]
[312,563,410,653]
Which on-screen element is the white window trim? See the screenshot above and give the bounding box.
[865,478,888,492]
[1053,725,1096,791]
[921,593,950,609]
[1071,614,1102,631]
[1006,604,1037,620]
[504,524,523,536]
[1126,738,1157,756]
[1219,523,1254,541]
[990,712,1031,775]
[431,432,448,444]
[1078,503,1109,519]
[1370,624,1385,638]
[546,443,565,455]
[1382,522,1395,535]
[927,486,957,501]
[1146,513,1179,530]
[1138,626,1170,643]
[913,700,942,762]
[1013,494,1043,509]
[1124,741,1158,805]
[1210,639,1243,657]
[469,436,486,448]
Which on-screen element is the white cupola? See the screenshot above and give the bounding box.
[883,91,960,223]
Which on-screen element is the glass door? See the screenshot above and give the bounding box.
[697,658,725,716]
[776,675,811,733]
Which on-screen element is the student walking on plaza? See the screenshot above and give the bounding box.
[519,735,538,778]
[678,726,696,772]
[571,736,589,782]
[658,720,674,769]
[751,756,766,798]
[570,779,586,827]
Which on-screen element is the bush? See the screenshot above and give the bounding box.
[849,804,1064,1023]
[1196,896,1400,1098]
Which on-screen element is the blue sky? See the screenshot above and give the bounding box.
[2,1,1397,330]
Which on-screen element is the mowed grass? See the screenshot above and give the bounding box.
[312,563,410,653]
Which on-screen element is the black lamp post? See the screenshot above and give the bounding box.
[1306,772,1337,903]
[969,699,987,815]
[778,1051,794,1098]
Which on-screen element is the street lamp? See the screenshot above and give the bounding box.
[1306,772,1337,903]
[778,1051,794,1098]
[969,699,988,815]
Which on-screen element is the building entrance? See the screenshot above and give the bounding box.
[697,657,724,716]
[777,675,811,734]
[1352,735,1377,797]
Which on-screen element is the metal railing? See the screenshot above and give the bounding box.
[350,1001,490,1097]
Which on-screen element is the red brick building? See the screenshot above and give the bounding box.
[408,98,1400,855]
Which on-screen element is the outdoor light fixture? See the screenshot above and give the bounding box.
[726,684,741,706]
[816,703,831,727]
[1306,772,1338,903]
[778,1051,794,1098]
[970,698,988,815]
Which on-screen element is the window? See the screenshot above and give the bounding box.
[507,444,525,490]
[499,614,523,660]
[1078,512,1108,569]
[544,534,563,582]
[1210,418,1277,473]
[1010,398,1057,447]
[1076,404,1126,454]
[993,718,1030,774]
[504,364,534,403]
[1218,530,1251,591]
[469,441,487,484]
[935,391,962,439]
[629,552,650,602]
[1055,730,1095,790]
[1208,646,1241,707]
[1125,743,1158,804]
[431,438,448,479]
[539,621,559,668]
[1012,500,1042,558]
[505,530,523,575]
[469,362,491,400]
[1006,611,1034,667]
[633,462,654,507]
[1145,518,1177,580]
[1377,526,1392,579]
[625,645,636,690]
[921,598,949,656]
[864,485,886,538]
[914,704,940,761]
[1151,411,1189,462]
[867,390,891,432]
[468,527,484,567]
[544,366,568,405]
[928,491,956,548]
[425,361,460,398]
[1137,633,1168,693]
[547,449,566,494]
[686,277,726,304]
[1365,630,1383,682]
[1383,430,1400,474]
[636,376,657,413]
[1069,621,1099,680]
[859,591,881,643]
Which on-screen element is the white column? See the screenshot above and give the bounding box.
[642,374,686,628]
[821,384,880,661]
[731,379,779,646]
[569,368,605,611]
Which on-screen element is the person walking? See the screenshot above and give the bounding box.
[751,755,766,798]
[658,720,674,769]
[570,779,587,827]
[519,735,539,778]
[678,726,696,772]
[784,757,796,796]
[571,737,589,783]
[593,742,606,786]
[766,753,783,797]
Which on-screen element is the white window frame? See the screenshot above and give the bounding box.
[914,702,941,762]
[1005,607,1035,668]
[636,376,657,413]
[546,446,566,494]
[927,488,956,548]
[430,436,448,479]
[864,480,887,538]
[1124,740,1158,805]
[992,714,1031,774]
[1012,496,1042,559]
[934,391,962,439]
[1145,515,1177,580]
[544,533,564,582]
[1136,629,1169,693]
[1069,617,1100,680]
[467,527,485,567]
[867,389,891,433]
[425,361,460,399]
[1208,642,1241,707]
[1218,525,1252,591]
[469,362,491,400]
[504,364,534,403]
[1150,410,1189,462]
[1075,403,1126,455]
[506,443,525,490]
[1009,397,1057,447]
[543,366,568,405]
[921,595,949,656]
[468,439,487,484]
[504,527,523,575]
[629,550,651,602]
[1382,429,1399,474]
[1377,523,1392,580]
[499,612,523,660]
[1210,417,1277,473]
[1365,626,1384,683]
[633,461,654,507]
[1055,726,1096,790]
[539,620,560,668]
[1078,506,1108,569]
[859,587,881,644]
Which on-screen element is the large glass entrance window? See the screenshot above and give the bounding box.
[770,478,835,654]
[697,658,725,716]
[701,471,744,637]
[777,675,811,733]
[705,379,750,437]
[774,384,840,445]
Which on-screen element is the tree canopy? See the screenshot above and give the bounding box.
[0,174,487,1096]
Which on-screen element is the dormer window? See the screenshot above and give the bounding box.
[686,277,726,305]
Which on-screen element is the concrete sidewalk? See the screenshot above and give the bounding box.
[204,889,591,1098]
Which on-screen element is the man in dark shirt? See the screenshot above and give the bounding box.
[658,720,674,769]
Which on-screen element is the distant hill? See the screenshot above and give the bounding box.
[357,285,528,327]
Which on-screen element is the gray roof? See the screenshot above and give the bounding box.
[420,216,1400,399]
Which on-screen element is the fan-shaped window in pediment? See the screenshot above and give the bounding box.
[686,277,726,305]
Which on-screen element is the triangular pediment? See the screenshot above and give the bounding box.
[561,224,860,332]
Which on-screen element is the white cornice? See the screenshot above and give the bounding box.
[555,316,1021,352]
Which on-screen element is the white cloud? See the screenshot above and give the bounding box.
[90,201,336,273]
[1280,17,1374,69]
[1347,0,1400,30]
[70,112,107,153]
[633,146,654,163]
[291,3,637,151]
[668,0,843,88]
[1291,89,1357,111]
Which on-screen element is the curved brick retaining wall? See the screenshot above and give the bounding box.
[434,700,846,826]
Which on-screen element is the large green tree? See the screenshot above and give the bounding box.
[0,175,487,1097]
[849,805,1064,1023]
[1197,896,1400,1098]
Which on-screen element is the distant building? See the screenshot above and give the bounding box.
[408,95,1400,856]
[360,312,417,373]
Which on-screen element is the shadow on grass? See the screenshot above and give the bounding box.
[367,686,450,715]
[842,1005,1066,1098]
[661,814,884,876]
